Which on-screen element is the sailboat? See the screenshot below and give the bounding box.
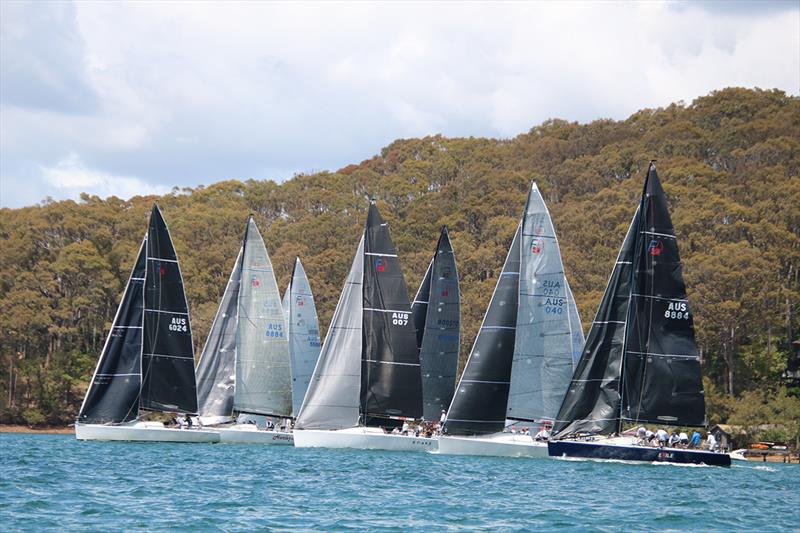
[194,216,294,444]
[438,183,584,457]
[411,226,460,422]
[294,202,433,452]
[76,204,219,442]
[282,257,322,417]
[548,163,731,467]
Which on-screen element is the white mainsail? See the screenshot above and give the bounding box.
[286,257,322,417]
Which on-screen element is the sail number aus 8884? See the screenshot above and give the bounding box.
[665,301,690,320]
[392,312,409,326]
[169,317,188,332]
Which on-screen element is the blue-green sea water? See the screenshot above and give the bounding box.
[1,433,798,531]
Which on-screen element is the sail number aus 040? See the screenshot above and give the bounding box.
[392,312,409,326]
[168,317,188,332]
[665,301,690,320]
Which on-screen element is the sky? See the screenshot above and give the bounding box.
[1,1,798,208]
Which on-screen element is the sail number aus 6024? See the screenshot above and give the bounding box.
[665,301,690,320]
[392,312,409,326]
[169,317,188,332]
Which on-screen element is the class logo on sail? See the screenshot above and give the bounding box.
[531,239,542,254]
[375,258,386,272]
[648,239,664,256]
[251,276,261,287]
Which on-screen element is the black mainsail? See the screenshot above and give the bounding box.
[362,203,422,421]
[444,225,521,436]
[554,163,705,437]
[411,226,460,421]
[79,204,198,423]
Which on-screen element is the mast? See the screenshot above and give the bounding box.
[140,204,198,414]
[233,216,292,417]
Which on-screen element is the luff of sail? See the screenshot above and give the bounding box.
[565,280,584,367]
[140,204,198,414]
[361,203,422,421]
[286,257,322,417]
[444,224,521,436]
[195,246,242,424]
[507,183,585,423]
[620,164,704,426]
[296,237,365,430]
[412,226,460,421]
[234,217,292,417]
[78,238,147,424]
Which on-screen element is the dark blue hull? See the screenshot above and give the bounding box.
[548,440,731,467]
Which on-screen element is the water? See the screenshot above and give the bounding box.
[1,433,797,531]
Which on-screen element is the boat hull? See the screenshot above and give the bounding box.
[215,425,294,445]
[548,439,731,467]
[75,422,220,443]
[437,433,549,458]
[293,428,437,452]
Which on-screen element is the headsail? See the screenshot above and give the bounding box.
[412,226,460,421]
[286,257,322,417]
[140,204,198,414]
[296,237,364,430]
[565,280,584,367]
[195,246,242,424]
[507,183,584,423]
[78,239,146,424]
[444,225,521,436]
[361,203,422,421]
[234,217,291,417]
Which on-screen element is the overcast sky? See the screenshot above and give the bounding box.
[1,1,798,208]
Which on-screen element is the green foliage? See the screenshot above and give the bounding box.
[1,87,799,428]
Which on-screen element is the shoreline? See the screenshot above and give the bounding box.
[0,424,74,435]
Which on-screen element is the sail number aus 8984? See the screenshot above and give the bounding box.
[392,312,409,326]
[169,317,188,332]
[665,301,690,320]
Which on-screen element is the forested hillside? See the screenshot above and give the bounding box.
[2,88,799,440]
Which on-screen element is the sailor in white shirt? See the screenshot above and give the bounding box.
[656,428,669,447]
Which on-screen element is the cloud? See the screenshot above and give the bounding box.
[1,0,798,208]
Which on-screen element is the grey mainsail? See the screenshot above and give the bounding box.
[195,246,242,424]
[565,280,584,367]
[295,237,364,430]
[286,257,322,417]
[507,183,585,423]
[234,217,292,417]
[412,226,460,421]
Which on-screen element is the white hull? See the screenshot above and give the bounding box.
[215,424,294,445]
[436,433,549,458]
[75,422,220,443]
[294,427,437,452]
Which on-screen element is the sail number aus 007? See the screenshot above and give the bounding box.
[665,301,690,320]
[168,317,188,332]
[392,312,409,326]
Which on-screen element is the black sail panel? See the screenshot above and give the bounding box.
[361,203,422,421]
[444,225,520,436]
[78,239,146,424]
[621,165,705,426]
[140,204,199,414]
[418,227,460,420]
[553,209,639,437]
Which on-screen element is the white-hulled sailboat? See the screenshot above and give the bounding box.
[76,204,219,442]
[294,202,434,452]
[437,183,584,457]
[194,216,294,444]
[548,163,731,467]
